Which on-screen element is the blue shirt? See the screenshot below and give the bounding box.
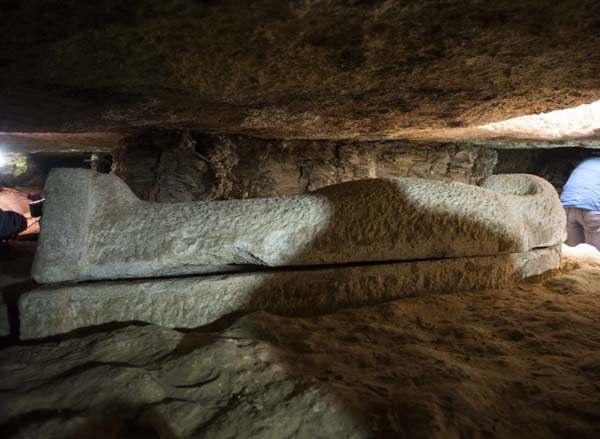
[561,157,600,211]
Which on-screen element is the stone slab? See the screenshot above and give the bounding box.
[32,169,565,283]
[21,246,560,339]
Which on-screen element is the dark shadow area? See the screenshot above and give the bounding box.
[0,241,37,346]
[495,147,600,193]
[29,152,113,184]
[0,152,112,190]
[12,321,151,347]
[0,402,177,439]
[1,279,36,343]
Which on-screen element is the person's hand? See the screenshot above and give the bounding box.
[23,215,40,235]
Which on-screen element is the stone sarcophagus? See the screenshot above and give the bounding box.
[32,169,564,283]
[21,169,565,338]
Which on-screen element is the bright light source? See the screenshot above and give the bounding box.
[0,150,7,167]
[479,100,600,140]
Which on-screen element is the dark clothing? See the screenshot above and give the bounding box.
[0,210,27,239]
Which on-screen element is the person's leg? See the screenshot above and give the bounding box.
[565,208,586,246]
[582,210,600,250]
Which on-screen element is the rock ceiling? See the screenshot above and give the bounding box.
[1,0,600,151]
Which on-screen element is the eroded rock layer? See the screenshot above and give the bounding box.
[113,131,498,202]
[2,1,600,140]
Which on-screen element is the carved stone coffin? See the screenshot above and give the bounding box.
[32,169,565,283]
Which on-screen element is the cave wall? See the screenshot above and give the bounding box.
[114,130,597,202]
[0,152,111,190]
[113,130,498,202]
[494,148,598,193]
[0,154,37,188]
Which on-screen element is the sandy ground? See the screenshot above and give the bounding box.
[236,246,600,437]
[2,244,600,437]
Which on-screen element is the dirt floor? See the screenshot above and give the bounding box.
[1,244,600,437]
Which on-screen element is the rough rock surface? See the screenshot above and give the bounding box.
[494,148,600,193]
[3,323,370,439]
[32,169,564,283]
[20,246,560,339]
[5,260,600,438]
[0,154,38,188]
[114,130,498,202]
[2,1,600,141]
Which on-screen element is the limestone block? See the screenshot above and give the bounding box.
[21,246,560,339]
[32,169,564,283]
[479,174,565,250]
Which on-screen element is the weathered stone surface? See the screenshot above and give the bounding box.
[2,1,600,141]
[0,323,370,438]
[32,169,564,283]
[114,130,498,202]
[479,174,566,250]
[0,153,37,188]
[21,246,560,339]
[7,268,600,438]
